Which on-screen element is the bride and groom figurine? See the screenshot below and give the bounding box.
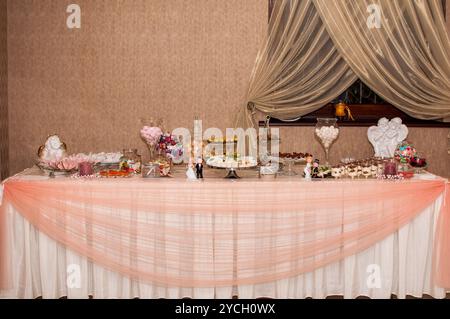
[304,154,313,180]
[186,157,204,180]
[368,117,408,158]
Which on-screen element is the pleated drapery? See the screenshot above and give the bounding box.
[240,0,357,127]
[314,0,450,120]
[242,0,450,127]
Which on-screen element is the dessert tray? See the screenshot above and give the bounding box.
[278,152,311,176]
[36,162,77,177]
[279,152,310,163]
[206,155,257,178]
[36,152,124,177]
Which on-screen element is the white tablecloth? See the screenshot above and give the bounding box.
[0,193,446,299]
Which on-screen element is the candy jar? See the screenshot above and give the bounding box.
[140,118,163,163]
[78,162,94,176]
[142,163,160,178]
[383,159,398,176]
[283,158,297,176]
[315,118,339,165]
[397,159,410,174]
[121,149,142,174]
[409,154,428,174]
[394,141,416,163]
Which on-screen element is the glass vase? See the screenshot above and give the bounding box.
[140,117,163,163]
[315,118,339,165]
[147,144,158,164]
[121,149,142,174]
[156,149,172,177]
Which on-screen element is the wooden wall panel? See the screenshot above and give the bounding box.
[0,0,7,180]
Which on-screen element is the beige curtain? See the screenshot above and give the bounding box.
[314,0,450,121]
[239,0,357,127]
[241,0,450,127]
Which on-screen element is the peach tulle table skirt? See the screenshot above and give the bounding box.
[0,169,446,298]
[0,194,445,299]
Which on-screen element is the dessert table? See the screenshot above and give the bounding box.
[0,167,449,299]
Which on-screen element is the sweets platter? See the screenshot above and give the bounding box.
[206,155,258,179]
[33,126,428,181]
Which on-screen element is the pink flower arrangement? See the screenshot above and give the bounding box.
[157,133,183,159]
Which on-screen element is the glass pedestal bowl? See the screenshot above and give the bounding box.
[315,118,339,165]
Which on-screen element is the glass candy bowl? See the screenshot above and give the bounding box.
[315,118,340,165]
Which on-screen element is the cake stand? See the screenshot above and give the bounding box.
[206,155,257,179]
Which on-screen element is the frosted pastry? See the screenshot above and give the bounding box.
[361,166,372,179]
[331,167,343,179]
[347,165,358,179]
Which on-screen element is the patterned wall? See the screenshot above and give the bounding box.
[0,0,7,180]
[6,1,450,177]
[7,0,267,175]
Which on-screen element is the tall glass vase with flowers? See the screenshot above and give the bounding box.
[140,118,163,164]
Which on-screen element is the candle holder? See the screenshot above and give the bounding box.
[383,159,398,176]
[78,162,94,176]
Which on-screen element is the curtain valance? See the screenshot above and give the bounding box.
[242,0,450,127]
